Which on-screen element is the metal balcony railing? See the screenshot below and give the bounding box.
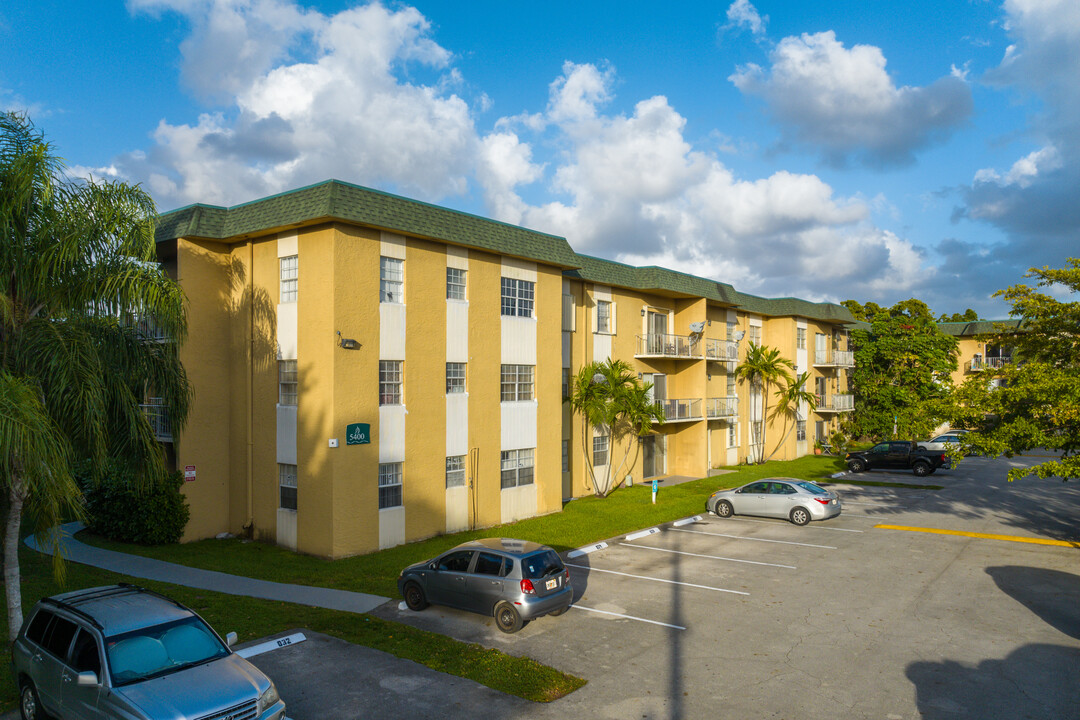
[636,333,701,359]
[967,356,1011,372]
[705,339,738,363]
[657,398,702,423]
[127,314,172,342]
[815,393,854,412]
[140,399,173,441]
[706,396,738,418]
[814,350,854,367]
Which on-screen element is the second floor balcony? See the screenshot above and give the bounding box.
[705,339,739,365]
[637,333,702,359]
[814,350,854,368]
[815,393,854,413]
[140,398,173,442]
[656,398,702,423]
[966,355,1011,373]
[705,396,738,418]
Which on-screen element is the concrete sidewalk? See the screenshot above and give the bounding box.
[25,522,389,614]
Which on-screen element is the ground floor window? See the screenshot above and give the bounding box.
[445,456,466,488]
[279,464,297,510]
[562,440,569,472]
[379,462,403,508]
[592,434,609,466]
[501,448,534,489]
[728,423,737,447]
[796,420,806,441]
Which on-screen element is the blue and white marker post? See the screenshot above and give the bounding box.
[651,477,658,504]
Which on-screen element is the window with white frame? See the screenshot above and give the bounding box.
[562,440,569,472]
[796,420,807,441]
[280,255,298,303]
[279,464,297,510]
[446,362,466,394]
[446,267,466,300]
[596,300,611,333]
[500,277,534,317]
[378,463,402,509]
[749,325,761,345]
[445,456,466,488]
[593,435,609,466]
[726,373,736,397]
[728,423,737,447]
[500,448,534,489]
[797,327,806,349]
[278,360,297,406]
[500,364,534,401]
[380,360,402,405]
[726,321,736,341]
[380,257,404,303]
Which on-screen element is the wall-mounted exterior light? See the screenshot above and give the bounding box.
[337,331,361,350]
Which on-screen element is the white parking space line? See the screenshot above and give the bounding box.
[671,527,837,550]
[619,542,797,569]
[704,516,864,533]
[571,604,686,630]
[565,563,750,595]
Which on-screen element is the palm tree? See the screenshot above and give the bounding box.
[1,113,192,640]
[734,342,793,464]
[766,371,818,461]
[567,358,664,497]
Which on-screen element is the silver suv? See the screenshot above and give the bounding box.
[11,584,286,720]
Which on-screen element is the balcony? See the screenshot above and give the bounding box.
[636,333,702,360]
[656,398,702,423]
[706,396,738,419]
[127,314,172,343]
[704,339,739,365]
[140,398,173,441]
[966,356,1011,373]
[813,350,854,368]
[815,393,854,413]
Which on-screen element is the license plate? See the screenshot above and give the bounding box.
[545,578,558,590]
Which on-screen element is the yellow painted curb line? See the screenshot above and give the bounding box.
[874,524,1080,548]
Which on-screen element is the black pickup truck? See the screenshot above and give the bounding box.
[845,441,948,477]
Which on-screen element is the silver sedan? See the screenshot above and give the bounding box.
[706,477,842,525]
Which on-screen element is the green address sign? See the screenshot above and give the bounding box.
[346,423,370,445]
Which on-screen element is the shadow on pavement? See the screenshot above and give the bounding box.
[986,566,1080,640]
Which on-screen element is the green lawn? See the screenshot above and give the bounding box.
[81,456,854,598]
[0,545,585,711]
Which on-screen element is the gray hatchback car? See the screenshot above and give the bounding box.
[11,584,286,720]
[398,538,573,633]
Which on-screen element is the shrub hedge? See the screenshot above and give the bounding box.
[77,460,189,544]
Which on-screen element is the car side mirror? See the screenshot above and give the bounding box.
[226,631,238,647]
[76,671,99,687]
[429,562,438,571]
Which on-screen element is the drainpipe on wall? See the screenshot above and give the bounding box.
[245,238,254,537]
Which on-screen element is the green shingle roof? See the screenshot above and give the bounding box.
[155,180,580,269]
[937,319,1025,336]
[566,254,856,324]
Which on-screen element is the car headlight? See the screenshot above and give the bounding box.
[258,681,281,713]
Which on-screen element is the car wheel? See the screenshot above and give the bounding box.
[912,462,931,477]
[547,605,569,617]
[715,500,734,518]
[790,507,811,526]
[403,581,428,611]
[494,601,524,633]
[916,446,926,451]
[20,682,45,720]
[847,459,865,473]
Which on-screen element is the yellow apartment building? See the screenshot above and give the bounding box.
[155,180,857,557]
[940,320,1024,388]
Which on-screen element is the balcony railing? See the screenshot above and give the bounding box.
[967,356,1011,372]
[140,399,173,441]
[657,398,702,423]
[706,396,738,418]
[815,393,854,412]
[705,339,739,363]
[636,333,701,359]
[126,314,172,343]
[814,350,854,368]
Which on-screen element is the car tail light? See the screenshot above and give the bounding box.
[814,498,831,505]
[520,578,535,595]
[564,569,570,583]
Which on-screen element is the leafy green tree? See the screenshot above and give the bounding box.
[766,371,818,461]
[0,113,192,640]
[951,259,1080,481]
[567,358,664,497]
[845,298,958,441]
[735,342,793,463]
[938,309,980,323]
[841,299,885,322]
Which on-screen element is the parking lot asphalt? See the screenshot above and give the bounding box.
[357,454,1080,720]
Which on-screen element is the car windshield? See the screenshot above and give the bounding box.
[795,481,829,495]
[522,550,564,579]
[106,616,228,687]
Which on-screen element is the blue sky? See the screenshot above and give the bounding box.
[3,0,1077,317]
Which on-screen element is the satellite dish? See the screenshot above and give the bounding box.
[689,321,706,334]
[734,330,745,341]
